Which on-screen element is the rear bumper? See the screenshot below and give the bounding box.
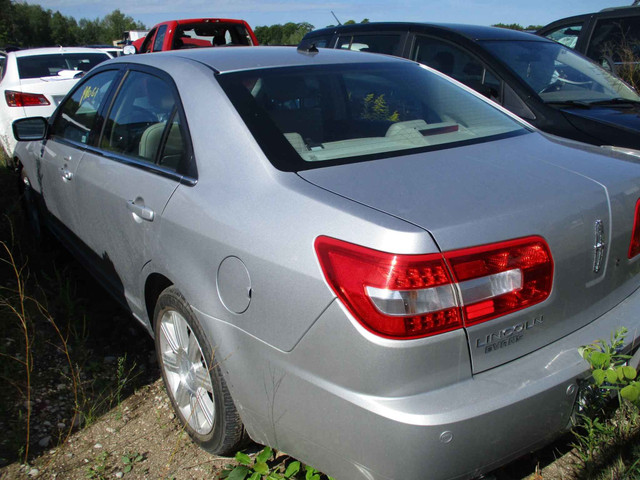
[197,284,640,480]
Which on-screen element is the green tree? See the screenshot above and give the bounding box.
[10,3,53,47]
[492,23,524,31]
[50,12,78,46]
[101,9,144,44]
[0,0,11,45]
[78,18,104,45]
[255,22,315,45]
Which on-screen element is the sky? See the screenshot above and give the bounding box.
[23,0,636,31]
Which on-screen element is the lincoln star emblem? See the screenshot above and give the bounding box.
[593,219,606,273]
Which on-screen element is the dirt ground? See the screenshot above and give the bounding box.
[0,165,587,480]
[0,374,581,480]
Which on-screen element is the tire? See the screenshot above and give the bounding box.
[154,286,245,455]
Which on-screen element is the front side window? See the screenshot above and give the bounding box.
[543,23,583,49]
[336,34,403,55]
[412,35,502,102]
[139,27,157,53]
[17,53,109,79]
[218,63,527,171]
[482,39,640,104]
[101,71,185,168]
[50,69,118,145]
[587,17,640,66]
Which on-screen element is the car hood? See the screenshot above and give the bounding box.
[560,106,640,149]
[299,132,640,373]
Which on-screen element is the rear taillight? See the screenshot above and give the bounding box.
[444,237,553,326]
[315,236,553,339]
[5,90,50,107]
[629,199,640,259]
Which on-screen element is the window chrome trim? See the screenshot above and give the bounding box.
[83,145,197,186]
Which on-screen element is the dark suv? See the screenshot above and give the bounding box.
[537,7,640,72]
[300,22,640,149]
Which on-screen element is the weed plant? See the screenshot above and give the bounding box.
[0,161,156,468]
[220,446,335,480]
[575,328,640,478]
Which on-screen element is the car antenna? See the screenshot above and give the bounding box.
[331,11,342,25]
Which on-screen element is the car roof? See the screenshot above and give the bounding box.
[171,18,249,26]
[109,45,409,73]
[304,22,552,43]
[538,6,640,32]
[12,47,112,58]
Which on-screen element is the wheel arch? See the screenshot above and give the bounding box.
[144,272,173,329]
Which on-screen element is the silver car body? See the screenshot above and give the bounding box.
[13,47,640,480]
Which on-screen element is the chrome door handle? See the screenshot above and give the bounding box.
[60,167,73,181]
[127,200,155,221]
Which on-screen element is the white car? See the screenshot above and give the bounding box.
[0,47,110,160]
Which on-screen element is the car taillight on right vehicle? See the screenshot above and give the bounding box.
[5,90,50,107]
[315,236,553,340]
[629,199,640,259]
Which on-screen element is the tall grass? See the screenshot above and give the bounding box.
[0,157,155,467]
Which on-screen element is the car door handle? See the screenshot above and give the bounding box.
[127,200,155,221]
[60,167,73,181]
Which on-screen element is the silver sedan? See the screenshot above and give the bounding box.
[12,46,640,480]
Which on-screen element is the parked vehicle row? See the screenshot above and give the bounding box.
[300,22,640,149]
[12,45,640,480]
[3,9,638,162]
[0,47,110,159]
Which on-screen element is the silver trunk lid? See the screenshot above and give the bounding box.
[299,133,640,373]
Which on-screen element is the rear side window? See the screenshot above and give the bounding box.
[412,36,501,102]
[302,35,332,49]
[542,23,583,48]
[173,21,254,49]
[587,17,640,63]
[17,53,109,79]
[0,55,5,80]
[101,71,187,170]
[51,70,118,145]
[153,25,167,52]
[336,34,403,55]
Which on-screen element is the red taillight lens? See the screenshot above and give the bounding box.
[315,236,553,339]
[445,237,553,326]
[314,236,462,339]
[5,90,50,107]
[629,199,640,259]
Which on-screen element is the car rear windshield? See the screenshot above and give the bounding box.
[217,62,529,171]
[174,21,254,48]
[17,53,109,79]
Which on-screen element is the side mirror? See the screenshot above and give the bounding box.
[13,117,48,141]
[601,56,615,73]
[123,45,137,55]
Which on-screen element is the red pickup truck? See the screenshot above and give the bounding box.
[125,18,259,54]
